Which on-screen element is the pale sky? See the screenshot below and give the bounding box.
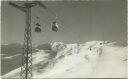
[1,0,127,46]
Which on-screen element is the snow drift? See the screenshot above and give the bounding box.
[2,41,128,78]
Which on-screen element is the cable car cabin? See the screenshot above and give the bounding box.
[52,21,58,32]
[35,27,41,33]
[35,23,42,33]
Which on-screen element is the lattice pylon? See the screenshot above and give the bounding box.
[20,7,33,79]
[9,1,49,79]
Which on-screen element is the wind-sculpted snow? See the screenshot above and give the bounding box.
[2,41,127,78]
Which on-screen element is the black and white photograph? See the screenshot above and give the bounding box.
[0,0,128,79]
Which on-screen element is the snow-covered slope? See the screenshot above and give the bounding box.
[2,41,128,78]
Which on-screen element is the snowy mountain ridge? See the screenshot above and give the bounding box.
[2,41,127,78]
[50,41,116,60]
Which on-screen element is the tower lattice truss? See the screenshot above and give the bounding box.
[20,7,33,79]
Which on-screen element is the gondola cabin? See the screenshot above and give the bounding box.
[52,21,59,32]
[35,23,42,33]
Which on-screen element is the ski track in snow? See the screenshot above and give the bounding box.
[2,54,21,59]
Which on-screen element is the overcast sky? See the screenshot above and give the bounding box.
[1,0,127,46]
